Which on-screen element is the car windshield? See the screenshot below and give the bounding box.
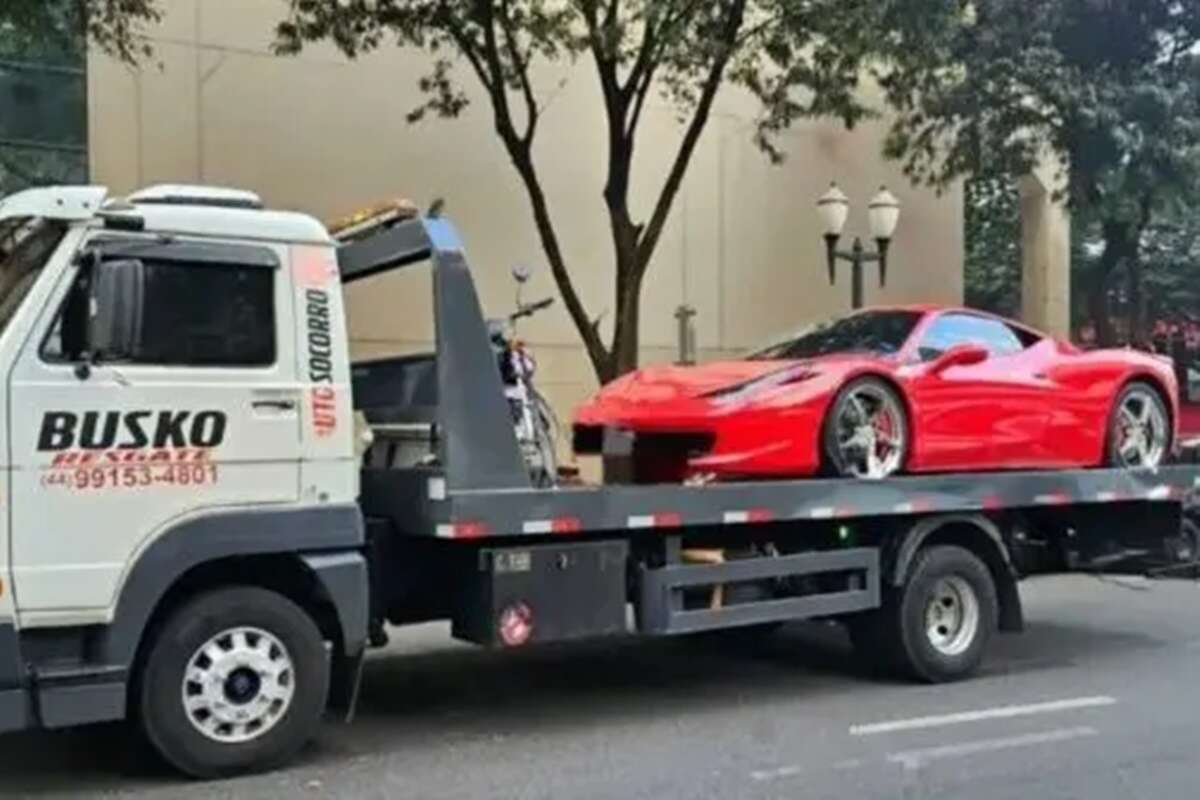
[750,310,922,360]
[0,217,66,339]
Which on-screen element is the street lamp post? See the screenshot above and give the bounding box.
[816,184,901,309]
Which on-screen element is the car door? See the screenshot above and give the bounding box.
[905,312,1054,471]
[8,235,302,618]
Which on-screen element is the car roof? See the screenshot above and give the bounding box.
[855,304,1046,337]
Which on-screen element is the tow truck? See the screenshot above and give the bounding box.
[0,183,1194,778]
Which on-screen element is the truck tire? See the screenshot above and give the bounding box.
[850,545,997,682]
[136,587,330,778]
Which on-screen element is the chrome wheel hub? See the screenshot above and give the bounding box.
[1116,390,1167,468]
[836,386,905,479]
[925,575,979,657]
[182,627,295,744]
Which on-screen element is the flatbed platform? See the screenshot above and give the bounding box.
[362,465,1199,539]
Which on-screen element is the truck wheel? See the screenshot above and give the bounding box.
[851,545,997,682]
[136,587,330,778]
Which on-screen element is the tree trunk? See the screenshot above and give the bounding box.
[1127,257,1145,347]
[1086,273,1116,346]
[610,258,644,378]
[1086,220,1138,347]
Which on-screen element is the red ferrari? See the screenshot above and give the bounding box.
[573,306,1178,482]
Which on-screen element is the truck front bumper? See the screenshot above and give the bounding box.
[0,621,32,734]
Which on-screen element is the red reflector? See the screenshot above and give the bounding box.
[655,512,682,528]
[498,602,534,646]
[454,520,489,539]
[747,509,773,522]
[980,494,1004,510]
[551,517,582,533]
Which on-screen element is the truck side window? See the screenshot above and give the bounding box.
[136,259,275,366]
[44,257,275,367]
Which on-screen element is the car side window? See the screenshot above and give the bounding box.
[918,314,1024,361]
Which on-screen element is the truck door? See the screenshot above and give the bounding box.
[8,237,302,616]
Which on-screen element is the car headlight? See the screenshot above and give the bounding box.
[704,366,816,405]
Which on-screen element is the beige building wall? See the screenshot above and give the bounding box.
[87,0,963,450]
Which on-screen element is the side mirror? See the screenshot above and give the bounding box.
[931,343,988,373]
[88,258,144,363]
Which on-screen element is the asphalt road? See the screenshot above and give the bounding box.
[4,574,1200,799]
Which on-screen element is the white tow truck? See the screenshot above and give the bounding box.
[0,183,1193,778]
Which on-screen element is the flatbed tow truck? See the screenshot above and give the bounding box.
[0,184,1195,778]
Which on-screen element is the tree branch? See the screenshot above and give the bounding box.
[635,0,747,268]
[577,0,621,104]
[439,3,495,95]
[497,0,539,144]
[477,1,608,374]
[510,153,613,377]
[625,52,658,139]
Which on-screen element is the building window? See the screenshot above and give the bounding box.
[0,6,88,195]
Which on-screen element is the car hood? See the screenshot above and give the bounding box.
[576,353,893,423]
[600,360,790,402]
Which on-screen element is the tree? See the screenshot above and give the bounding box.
[879,0,1200,345]
[277,0,887,382]
[1,1,160,196]
[962,172,1020,317]
[0,1,160,64]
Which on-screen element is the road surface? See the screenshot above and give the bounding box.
[3,574,1199,799]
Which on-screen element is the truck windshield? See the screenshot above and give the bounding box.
[750,310,922,360]
[0,217,66,337]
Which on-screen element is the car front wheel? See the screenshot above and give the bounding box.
[822,377,909,479]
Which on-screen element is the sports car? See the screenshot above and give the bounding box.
[573,306,1178,482]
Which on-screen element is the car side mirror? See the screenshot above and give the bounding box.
[88,258,145,363]
[931,343,988,373]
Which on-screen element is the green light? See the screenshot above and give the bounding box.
[838,525,850,542]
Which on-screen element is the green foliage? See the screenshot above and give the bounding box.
[0,0,160,64]
[879,0,1200,342]
[964,174,1200,337]
[277,0,890,380]
[962,174,1020,316]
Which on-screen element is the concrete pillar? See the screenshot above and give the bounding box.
[1019,160,1071,337]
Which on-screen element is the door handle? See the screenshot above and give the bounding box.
[252,399,297,411]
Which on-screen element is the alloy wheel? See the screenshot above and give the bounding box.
[834,383,906,478]
[1114,388,1168,468]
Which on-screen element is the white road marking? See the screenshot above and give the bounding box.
[849,695,1117,736]
[750,764,803,782]
[887,726,1098,771]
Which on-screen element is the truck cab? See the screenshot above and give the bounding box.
[0,184,367,776]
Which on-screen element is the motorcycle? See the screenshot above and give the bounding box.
[488,266,560,488]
